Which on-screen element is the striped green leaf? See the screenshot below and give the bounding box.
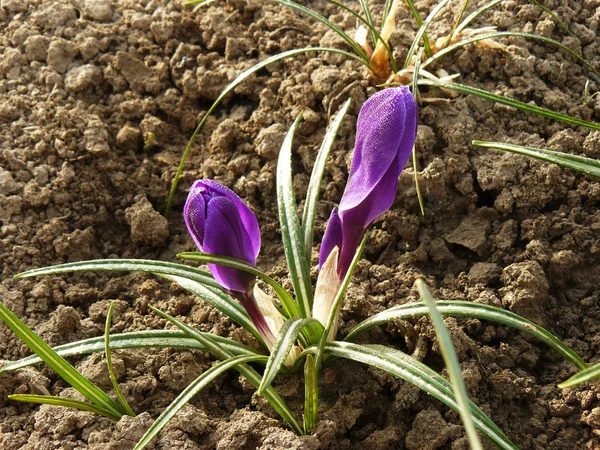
[418,79,600,131]
[0,301,126,419]
[416,280,483,450]
[14,259,262,345]
[15,259,221,291]
[277,114,314,318]
[345,300,586,370]
[303,354,318,433]
[258,318,321,395]
[0,330,261,374]
[473,140,600,179]
[134,354,267,450]
[302,98,351,264]
[8,394,122,420]
[559,362,600,389]
[324,342,518,449]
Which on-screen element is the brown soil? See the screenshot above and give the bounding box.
[1,0,600,449]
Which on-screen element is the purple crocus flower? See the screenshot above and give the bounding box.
[185,180,282,347]
[184,180,261,294]
[319,87,418,277]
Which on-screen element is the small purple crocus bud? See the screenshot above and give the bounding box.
[184,180,261,294]
[320,87,418,277]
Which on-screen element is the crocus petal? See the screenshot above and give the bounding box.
[203,196,256,293]
[339,86,417,228]
[319,208,343,270]
[313,247,342,341]
[199,180,261,258]
[184,181,207,250]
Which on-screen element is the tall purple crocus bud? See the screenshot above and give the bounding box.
[320,87,418,277]
[185,180,285,350]
[185,180,261,294]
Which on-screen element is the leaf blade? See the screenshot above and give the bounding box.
[176,252,299,319]
[134,354,266,450]
[473,140,600,179]
[302,98,351,264]
[324,342,518,450]
[345,300,587,370]
[8,394,122,420]
[416,280,483,450]
[419,79,600,131]
[0,301,125,418]
[258,318,321,395]
[277,115,314,318]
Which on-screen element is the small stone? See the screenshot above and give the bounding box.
[83,0,113,22]
[0,195,22,222]
[47,39,78,73]
[0,48,25,76]
[116,125,141,151]
[255,124,286,159]
[131,12,151,31]
[65,64,102,92]
[24,35,50,62]
[114,51,160,94]
[445,211,492,255]
[33,2,77,29]
[79,37,100,61]
[125,197,169,247]
[84,116,110,155]
[1,0,28,13]
[469,262,502,285]
[0,169,20,195]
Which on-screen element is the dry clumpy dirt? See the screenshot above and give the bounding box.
[1,0,600,448]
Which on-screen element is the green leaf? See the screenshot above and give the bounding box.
[455,0,502,34]
[422,31,600,80]
[258,318,321,395]
[323,0,397,73]
[164,275,264,346]
[323,342,518,450]
[272,0,370,64]
[8,394,122,420]
[345,300,587,370]
[0,330,262,374]
[277,114,314,318]
[315,234,369,371]
[528,0,573,37]
[303,354,318,433]
[134,354,266,450]
[14,258,262,345]
[416,280,483,450]
[0,301,126,419]
[559,362,600,389]
[164,46,367,216]
[419,79,600,131]
[473,140,600,179]
[15,259,222,291]
[404,0,451,68]
[177,252,299,319]
[403,0,433,58]
[105,301,135,417]
[411,47,425,216]
[357,0,377,48]
[151,306,303,434]
[301,98,351,264]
